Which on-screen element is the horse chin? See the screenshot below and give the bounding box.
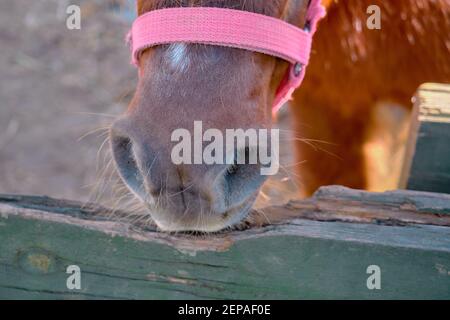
[144,192,258,233]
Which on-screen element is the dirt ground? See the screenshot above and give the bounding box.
[0,0,298,209]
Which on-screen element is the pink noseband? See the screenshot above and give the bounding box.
[128,1,325,114]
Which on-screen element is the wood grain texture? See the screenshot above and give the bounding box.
[402,83,450,193]
[1,186,450,299]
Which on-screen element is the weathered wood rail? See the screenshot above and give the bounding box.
[401,83,450,193]
[1,186,449,299]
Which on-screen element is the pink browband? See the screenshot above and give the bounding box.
[128,1,325,114]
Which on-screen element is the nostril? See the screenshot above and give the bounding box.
[110,133,146,200]
[226,163,239,176]
[225,146,253,179]
[225,148,243,179]
[223,146,266,204]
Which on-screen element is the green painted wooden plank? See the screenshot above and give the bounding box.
[405,83,450,193]
[408,122,450,193]
[0,190,449,299]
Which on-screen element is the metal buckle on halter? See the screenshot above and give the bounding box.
[293,19,311,77]
[304,20,312,33]
[293,62,303,77]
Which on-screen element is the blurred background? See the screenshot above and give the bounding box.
[0,0,136,203]
[0,0,298,208]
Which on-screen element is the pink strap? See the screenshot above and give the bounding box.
[128,1,325,114]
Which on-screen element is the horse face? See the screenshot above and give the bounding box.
[110,0,309,232]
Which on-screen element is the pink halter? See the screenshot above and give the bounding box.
[128,1,325,114]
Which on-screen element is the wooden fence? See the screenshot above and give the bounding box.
[1,84,449,299]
